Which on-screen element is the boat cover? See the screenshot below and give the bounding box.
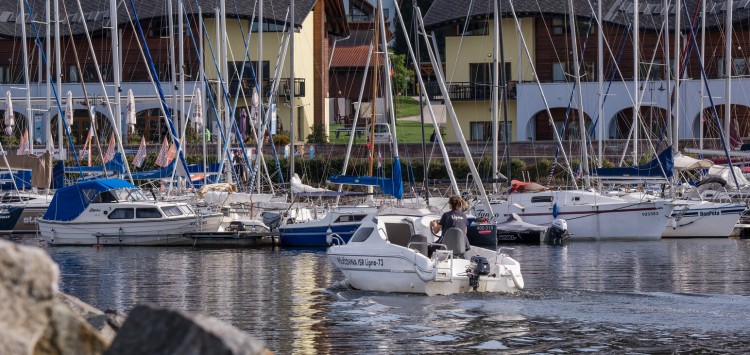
[673,153,713,170]
[43,178,137,221]
[327,157,404,199]
[593,147,673,180]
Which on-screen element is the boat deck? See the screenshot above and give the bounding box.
[184,231,279,247]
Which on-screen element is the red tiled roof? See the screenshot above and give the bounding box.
[329,45,376,68]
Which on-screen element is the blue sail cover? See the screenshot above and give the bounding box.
[594,147,674,180]
[64,153,127,175]
[327,157,404,199]
[43,178,137,222]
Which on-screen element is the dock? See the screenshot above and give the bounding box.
[184,231,279,247]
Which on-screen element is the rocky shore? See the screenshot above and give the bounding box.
[0,240,270,355]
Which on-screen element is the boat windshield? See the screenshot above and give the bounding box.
[112,189,150,202]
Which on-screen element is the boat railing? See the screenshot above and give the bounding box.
[326,232,345,246]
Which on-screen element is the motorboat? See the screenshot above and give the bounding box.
[327,213,524,296]
[473,189,673,241]
[38,178,223,246]
[278,205,377,247]
[0,190,52,234]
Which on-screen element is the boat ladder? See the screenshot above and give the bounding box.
[433,250,454,282]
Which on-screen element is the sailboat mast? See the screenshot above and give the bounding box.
[258,0,265,192]
[597,0,603,167]
[568,0,589,187]
[378,0,398,159]
[168,0,178,139]
[368,6,380,177]
[290,0,295,191]
[20,0,33,152]
[200,6,207,185]
[54,0,63,158]
[110,0,122,144]
[633,0,639,164]
[673,0,681,153]
[414,6,428,203]
[699,0,706,150]
[498,1,511,186]
[220,0,231,184]
[664,0,672,147]
[179,1,186,144]
[492,0,500,192]
[724,0,732,147]
[45,0,51,152]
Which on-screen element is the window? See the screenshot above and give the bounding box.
[552,18,565,35]
[178,205,195,215]
[334,214,368,223]
[136,208,162,218]
[470,122,490,141]
[68,65,79,83]
[162,206,183,217]
[733,58,747,76]
[461,20,489,36]
[92,191,118,203]
[108,208,134,220]
[530,196,553,203]
[350,227,374,243]
[580,62,596,82]
[551,17,595,35]
[469,122,511,141]
[718,58,725,78]
[639,61,664,80]
[552,62,568,82]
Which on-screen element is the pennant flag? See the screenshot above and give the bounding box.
[79,122,93,163]
[377,150,382,169]
[165,142,177,165]
[103,133,116,163]
[192,88,203,129]
[154,136,170,167]
[133,136,147,168]
[17,129,29,155]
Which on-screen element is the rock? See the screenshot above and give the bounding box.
[105,304,270,355]
[57,293,126,342]
[0,240,109,355]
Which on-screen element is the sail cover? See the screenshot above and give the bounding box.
[43,178,137,221]
[593,147,673,181]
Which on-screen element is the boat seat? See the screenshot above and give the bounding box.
[385,222,412,247]
[407,234,429,256]
[442,227,466,258]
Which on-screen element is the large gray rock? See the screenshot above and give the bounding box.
[0,240,109,355]
[105,304,269,355]
[57,293,126,343]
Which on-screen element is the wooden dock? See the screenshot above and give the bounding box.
[184,231,279,247]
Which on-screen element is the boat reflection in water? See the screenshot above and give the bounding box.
[33,237,750,353]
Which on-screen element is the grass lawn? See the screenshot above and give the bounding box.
[394,96,422,118]
[329,120,441,144]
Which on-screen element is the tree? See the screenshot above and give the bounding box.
[389,53,413,96]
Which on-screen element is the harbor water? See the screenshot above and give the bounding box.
[9,236,750,353]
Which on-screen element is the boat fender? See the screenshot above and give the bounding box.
[509,267,524,290]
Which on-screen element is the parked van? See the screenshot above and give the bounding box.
[366,123,392,143]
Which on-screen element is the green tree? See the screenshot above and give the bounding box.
[390,53,413,96]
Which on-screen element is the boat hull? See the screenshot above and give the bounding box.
[279,223,360,247]
[662,203,745,238]
[38,214,223,246]
[476,199,671,240]
[0,206,48,234]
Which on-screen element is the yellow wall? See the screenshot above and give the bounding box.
[443,18,534,142]
[203,14,316,142]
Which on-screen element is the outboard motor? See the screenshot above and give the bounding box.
[467,255,491,291]
[544,219,570,245]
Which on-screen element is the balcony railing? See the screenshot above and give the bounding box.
[227,78,305,98]
[424,81,517,101]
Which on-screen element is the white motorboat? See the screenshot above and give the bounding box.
[38,179,223,246]
[327,213,524,296]
[473,189,673,241]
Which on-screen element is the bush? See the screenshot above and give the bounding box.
[306,124,328,144]
[273,131,290,145]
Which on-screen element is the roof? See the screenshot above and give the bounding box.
[330,45,375,68]
[423,0,750,31]
[43,178,137,222]
[0,0,348,38]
